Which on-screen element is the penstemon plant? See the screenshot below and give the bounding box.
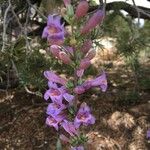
[42,0,107,149]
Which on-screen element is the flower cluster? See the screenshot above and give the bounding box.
[42,0,106,149]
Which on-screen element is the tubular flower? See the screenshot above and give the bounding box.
[74,81,91,95]
[74,102,95,128]
[74,86,85,94]
[44,71,67,86]
[85,49,96,60]
[44,80,74,105]
[81,9,104,34]
[79,58,91,70]
[63,93,74,105]
[65,46,74,55]
[46,114,65,130]
[75,0,89,19]
[50,45,61,58]
[42,15,65,45]
[46,101,66,116]
[147,130,150,139]
[61,120,78,136]
[81,40,92,54]
[90,71,107,92]
[59,51,72,64]
[63,0,71,7]
[76,69,84,78]
[71,146,84,150]
[74,72,107,94]
[44,88,63,101]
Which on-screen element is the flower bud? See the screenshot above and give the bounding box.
[65,46,74,55]
[81,9,104,34]
[50,45,61,58]
[85,49,96,60]
[74,86,85,94]
[63,0,71,7]
[59,51,72,64]
[76,69,84,77]
[79,58,91,70]
[75,0,89,19]
[81,40,92,54]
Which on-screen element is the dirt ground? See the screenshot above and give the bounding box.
[0,54,150,150]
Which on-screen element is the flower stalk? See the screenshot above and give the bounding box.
[42,2,107,149]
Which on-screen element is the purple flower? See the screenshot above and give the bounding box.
[49,45,61,58]
[48,81,58,89]
[65,46,74,55]
[76,69,84,78]
[75,0,89,19]
[74,81,91,95]
[46,101,66,116]
[73,72,107,94]
[81,40,92,54]
[71,146,84,150]
[44,87,64,101]
[42,15,65,45]
[63,0,71,7]
[82,81,92,90]
[74,86,85,94]
[61,120,78,136]
[74,102,95,128]
[44,82,74,105]
[46,114,65,130]
[63,93,74,105]
[81,9,104,34]
[85,49,96,60]
[147,130,150,139]
[90,71,107,92]
[79,58,91,70]
[59,51,72,64]
[44,71,67,86]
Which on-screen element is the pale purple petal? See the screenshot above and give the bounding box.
[79,102,90,113]
[61,120,78,136]
[44,71,67,85]
[46,102,66,116]
[79,58,91,70]
[91,72,107,92]
[47,15,53,26]
[71,146,84,150]
[44,90,51,100]
[65,46,74,55]
[44,88,63,102]
[48,81,58,89]
[87,114,96,124]
[46,116,59,130]
[74,102,95,127]
[42,27,49,38]
[147,130,150,138]
[82,81,91,90]
[43,15,65,45]
[63,93,74,104]
[76,69,84,77]
[74,86,85,94]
